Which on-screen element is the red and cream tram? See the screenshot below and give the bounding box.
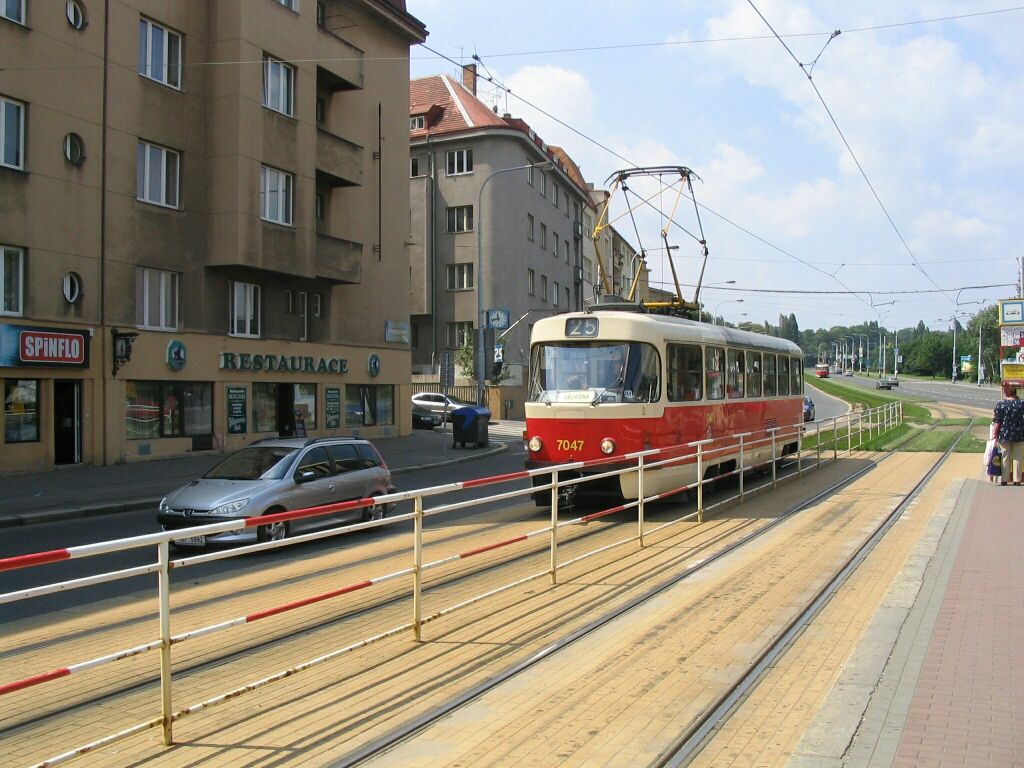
[524,307,805,502]
[814,363,830,378]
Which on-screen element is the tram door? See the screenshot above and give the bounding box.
[54,380,82,464]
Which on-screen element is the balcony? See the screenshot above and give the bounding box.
[317,128,363,187]
[316,233,362,284]
[315,32,363,92]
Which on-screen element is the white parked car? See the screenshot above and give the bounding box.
[410,392,474,420]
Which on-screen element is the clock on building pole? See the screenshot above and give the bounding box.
[486,308,510,330]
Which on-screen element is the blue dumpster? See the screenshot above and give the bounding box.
[451,406,490,448]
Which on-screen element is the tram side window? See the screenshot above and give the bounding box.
[746,351,762,398]
[727,348,745,399]
[764,354,777,396]
[706,346,725,400]
[791,357,803,394]
[667,344,702,402]
[779,356,791,395]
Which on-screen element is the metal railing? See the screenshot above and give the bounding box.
[0,401,902,767]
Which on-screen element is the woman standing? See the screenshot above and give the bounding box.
[993,383,1024,485]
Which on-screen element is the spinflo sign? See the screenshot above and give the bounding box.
[0,324,91,368]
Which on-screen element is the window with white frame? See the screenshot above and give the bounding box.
[540,223,547,249]
[260,165,293,225]
[262,55,294,116]
[540,173,547,197]
[1,245,24,316]
[445,148,472,176]
[563,240,570,263]
[138,18,182,89]
[135,267,178,330]
[1,95,24,170]
[1,0,25,24]
[583,257,593,283]
[552,234,559,258]
[274,0,298,10]
[410,155,426,177]
[313,293,322,318]
[564,286,570,309]
[553,184,559,208]
[446,205,472,233]
[410,115,424,130]
[446,321,472,349]
[229,281,260,337]
[136,140,180,208]
[527,213,534,241]
[446,263,474,290]
[553,281,560,307]
[527,268,535,295]
[540,275,548,302]
[527,164,534,186]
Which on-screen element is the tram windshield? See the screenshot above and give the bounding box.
[529,341,661,403]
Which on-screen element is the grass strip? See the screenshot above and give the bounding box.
[901,429,959,452]
[953,433,986,454]
[805,374,933,423]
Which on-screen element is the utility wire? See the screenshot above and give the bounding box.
[745,0,957,308]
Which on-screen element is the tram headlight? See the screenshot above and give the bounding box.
[600,438,616,455]
[528,436,543,452]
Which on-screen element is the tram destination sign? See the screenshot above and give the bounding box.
[219,351,348,375]
[0,324,91,368]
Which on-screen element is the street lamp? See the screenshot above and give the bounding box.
[713,298,743,325]
[857,334,870,373]
[476,160,554,405]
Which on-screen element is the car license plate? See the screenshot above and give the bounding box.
[175,535,205,546]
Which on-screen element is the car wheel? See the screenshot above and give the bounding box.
[257,509,289,543]
[362,498,386,522]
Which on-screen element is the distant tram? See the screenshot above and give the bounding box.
[814,363,830,378]
[524,306,804,502]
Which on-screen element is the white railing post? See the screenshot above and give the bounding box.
[157,540,173,746]
[550,470,560,583]
[832,416,838,461]
[413,495,423,642]
[738,434,746,502]
[816,421,822,468]
[858,411,863,448]
[697,444,705,523]
[637,457,646,548]
[847,413,853,454]
[797,425,803,476]
[770,429,777,488]
[899,401,903,425]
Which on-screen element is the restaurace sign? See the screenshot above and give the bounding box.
[219,352,348,375]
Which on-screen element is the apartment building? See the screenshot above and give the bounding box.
[409,67,645,416]
[0,0,426,472]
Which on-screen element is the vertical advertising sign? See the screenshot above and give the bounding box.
[325,387,341,429]
[226,386,247,434]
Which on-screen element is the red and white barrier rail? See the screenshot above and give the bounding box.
[2,401,902,768]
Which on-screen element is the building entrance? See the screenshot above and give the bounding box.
[54,380,82,464]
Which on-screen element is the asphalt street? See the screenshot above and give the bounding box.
[835,373,1000,412]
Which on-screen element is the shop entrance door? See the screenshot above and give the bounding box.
[54,380,82,464]
[276,384,296,437]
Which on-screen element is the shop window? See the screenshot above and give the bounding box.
[125,381,212,440]
[345,384,393,427]
[253,382,277,433]
[295,383,316,430]
[253,382,316,435]
[4,379,39,443]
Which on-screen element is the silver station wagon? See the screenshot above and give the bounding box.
[157,437,395,547]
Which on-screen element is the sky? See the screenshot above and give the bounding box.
[406,0,1024,333]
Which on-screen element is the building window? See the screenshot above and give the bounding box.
[445,148,472,176]
[298,291,308,341]
[260,165,293,225]
[528,268,535,295]
[135,267,178,330]
[583,257,593,283]
[64,132,86,166]
[263,55,294,116]
[527,213,535,241]
[346,384,393,427]
[540,275,548,302]
[552,234,559,258]
[136,140,180,208]
[125,380,213,440]
[540,173,547,198]
[564,286,570,308]
[138,18,182,89]
[1,245,23,316]
[540,223,547,249]
[285,288,294,314]
[315,96,325,123]
[410,155,426,177]
[66,1,87,29]
[446,321,472,349]
[446,263,474,291]
[274,0,298,10]
[553,281,560,307]
[564,240,570,263]
[4,379,38,443]
[553,184,560,207]
[313,293,322,318]
[527,164,534,186]
[316,1,325,26]
[1,0,25,25]
[1,95,25,170]
[315,193,324,220]
[410,115,425,130]
[230,281,260,338]
[446,205,473,233]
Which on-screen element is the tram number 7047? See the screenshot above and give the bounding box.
[556,439,585,452]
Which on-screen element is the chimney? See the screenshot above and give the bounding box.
[462,63,477,96]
